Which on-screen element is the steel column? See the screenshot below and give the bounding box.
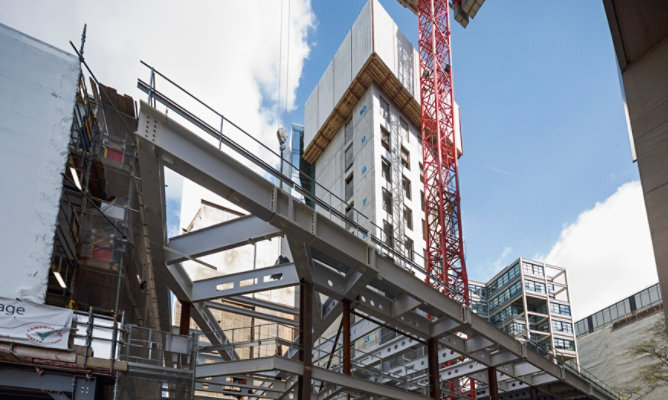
[179,300,191,335]
[427,338,441,399]
[298,281,313,399]
[487,366,499,400]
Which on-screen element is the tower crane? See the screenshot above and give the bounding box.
[397,0,484,397]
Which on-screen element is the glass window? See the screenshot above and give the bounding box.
[401,146,410,169]
[400,118,409,143]
[405,236,414,261]
[554,338,575,351]
[381,126,390,151]
[382,188,392,214]
[552,320,573,334]
[550,302,571,317]
[383,220,394,248]
[345,174,353,201]
[402,176,411,200]
[381,158,391,183]
[404,206,413,230]
[380,97,389,120]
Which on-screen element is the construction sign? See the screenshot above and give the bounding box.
[0,297,73,350]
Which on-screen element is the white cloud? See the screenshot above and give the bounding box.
[1,1,315,231]
[545,181,658,321]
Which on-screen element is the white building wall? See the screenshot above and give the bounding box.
[304,0,420,149]
[314,82,426,269]
[0,23,80,303]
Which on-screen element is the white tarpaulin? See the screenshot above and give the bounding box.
[0,23,80,303]
[0,297,73,350]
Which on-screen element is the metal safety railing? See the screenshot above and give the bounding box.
[136,61,466,300]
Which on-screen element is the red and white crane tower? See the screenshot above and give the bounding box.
[398,0,483,309]
[399,0,484,397]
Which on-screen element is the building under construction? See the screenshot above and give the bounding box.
[0,1,644,399]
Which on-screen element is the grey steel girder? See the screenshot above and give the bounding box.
[0,366,96,399]
[205,300,298,327]
[136,101,618,400]
[166,215,281,265]
[190,263,299,301]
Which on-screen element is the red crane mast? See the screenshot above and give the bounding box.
[417,0,469,305]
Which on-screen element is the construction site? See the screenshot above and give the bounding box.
[1,0,667,399]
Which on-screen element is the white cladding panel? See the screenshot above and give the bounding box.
[318,61,335,130]
[351,1,373,80]
[333,31,353,104]
[396,29,417,97]
[304,87,318,148]
[0,24,79,303]
[373,2,396,76]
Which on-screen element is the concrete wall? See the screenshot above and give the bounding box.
[578,312,668,398]
[622,37,668,322]
[0,23,79,303]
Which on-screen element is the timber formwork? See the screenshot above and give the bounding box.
[130,63,621,400]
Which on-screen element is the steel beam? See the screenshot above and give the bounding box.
[166,215,281,264]
[137,102,619,400]
[204,300,298,327]
[190,263,299,301]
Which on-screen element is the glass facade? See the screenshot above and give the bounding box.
[470,257,578,367]
[575,283,662,337]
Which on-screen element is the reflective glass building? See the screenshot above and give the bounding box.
[469,257,579,368]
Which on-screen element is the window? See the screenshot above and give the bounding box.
[404,206,413,230]
[345,117,353,143]
[383,220,394,248]
[402,176,411,200]
[401,146,410,169]
[381,157,391,183]
[419,162,424,183]
[345,203,354,230]
[400,118,409,143]
[525,279,546,294]
[522,261,544,277]
[381,126,390,151]
[422,219,426,240]
[380,97,389,120]
[554,338,575,352]
[345,143,353,170]
[421,190,425,211]
[550,302,571,317]
[552,320,573,334]
[405,236,414,261]
[382,188,392,214]
[345,174,353,201]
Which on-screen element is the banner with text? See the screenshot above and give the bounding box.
[0,297,73,349]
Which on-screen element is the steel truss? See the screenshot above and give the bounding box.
[133,98,619,400]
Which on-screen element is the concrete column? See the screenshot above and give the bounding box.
[298,281,313,400]
[427,338,441,399]
[487,366,499,400]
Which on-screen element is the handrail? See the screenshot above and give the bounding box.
[136,61,464,299]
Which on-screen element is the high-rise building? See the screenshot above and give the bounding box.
[303,0,461,270]
[469,258,579,369]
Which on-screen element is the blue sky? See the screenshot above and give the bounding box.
[284,0,638,281]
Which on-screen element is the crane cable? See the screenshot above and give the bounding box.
[277,0,291,132]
